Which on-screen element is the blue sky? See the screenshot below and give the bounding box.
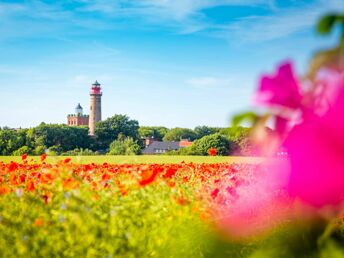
[0,0,343,129]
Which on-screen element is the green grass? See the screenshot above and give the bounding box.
[0,155,263,164]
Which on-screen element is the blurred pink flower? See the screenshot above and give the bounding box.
[303,69,344,120]
[285,85,344,207]
[255,62,303,109]
[216,161,291,239]
[218,64,344,239]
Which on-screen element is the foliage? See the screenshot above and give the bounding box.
[316,14,344,36]
[27,123,91,152]
[220,126,255,155]
[108,137,141,155]
[12,146,31,156]
[46,145,63,156]
[0,128,27,155]
[165,146,194,156]
[162,127,197,142]
[190,133,232,156]
[231,112,259,128]
[60,148,100,156]
[308,13,344,79]
[33,145,46,155]
[138,126,169,141]
[194,126,221,140]
[0,124,251,156]
[95,115,140,150]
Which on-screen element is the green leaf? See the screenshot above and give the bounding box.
[232,112,258,128]
[317,14,339,35]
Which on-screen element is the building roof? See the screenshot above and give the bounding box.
[179,139,192,147]
[142,141,180,154]
[92,80,101,86]
[75,103,83,109]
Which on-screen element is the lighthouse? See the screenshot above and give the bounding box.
[89,80,102,136]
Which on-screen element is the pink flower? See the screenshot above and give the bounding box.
[216,161,291,238]
[255,62,303,109]
[303,69,344,120]
[284,86,344,207]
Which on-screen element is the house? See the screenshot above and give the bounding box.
[142,138,193,155]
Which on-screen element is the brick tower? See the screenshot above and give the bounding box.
[89,80,102,136]
[67,103,89,126]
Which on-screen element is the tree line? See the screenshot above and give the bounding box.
[0,114,253,156]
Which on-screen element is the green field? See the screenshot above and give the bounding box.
[0,155,263,164]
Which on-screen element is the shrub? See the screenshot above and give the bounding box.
[12,146,31,156]
[163,128,197,142]
[191,133,232,156]
[108,137,141,155]
[60,148,99,156]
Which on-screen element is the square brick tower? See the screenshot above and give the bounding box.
[67,103,89,126]
[89,80,102,136]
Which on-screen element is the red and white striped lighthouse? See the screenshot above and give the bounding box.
[89,80,102,136]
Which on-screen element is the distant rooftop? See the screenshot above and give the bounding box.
[142,141,180,155]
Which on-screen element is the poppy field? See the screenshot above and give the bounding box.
[0,154,266,257]
[2,153,344,258]
[0,155,261,165]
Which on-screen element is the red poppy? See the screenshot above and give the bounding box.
[34,218,43,226]
[139,169,159,186]
[63,178,79,189]
[26,180,35,191]
[165,167,177,179]
[21,154,28,161]
[63,158,72,164]
[208,148,217,156]
[101,173,111,182]
[40,153,47,162]
[0,185,10,195]
[19,174,26,183]
[8,162,18,172]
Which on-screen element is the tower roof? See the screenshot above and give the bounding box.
[92,80,101,86]
[75,103,83,109]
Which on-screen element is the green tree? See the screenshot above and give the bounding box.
[108,137,141,155]
[0,128,28,155]
[194,126,221,140]
[95,115,140,150]
[34,145,46,155]
[163,128,197,142]
[138,126,169,141]
[219,126,253,155]
[46,145,63,156]
[191,133,232,156]
[26,123,90,152]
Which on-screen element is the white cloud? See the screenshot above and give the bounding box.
[75,0,269,19]
[143,0,270,17]
[66,0,344,39]
[1,0,342,43]
[215,0,344,42]
[73,0,271,33]
[0,2,25,14]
